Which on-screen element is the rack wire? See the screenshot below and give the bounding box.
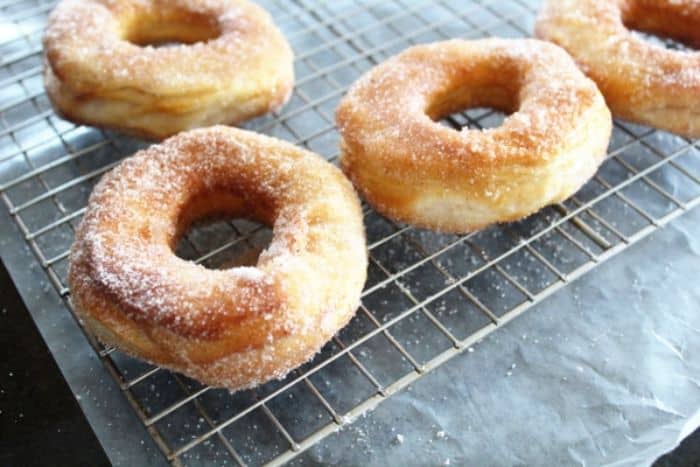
[1,0,700,465]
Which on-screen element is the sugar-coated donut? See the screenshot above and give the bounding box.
[536,0,700,138]
[43,0,294,139]
[336,39,612,233]
[68,126,367,390]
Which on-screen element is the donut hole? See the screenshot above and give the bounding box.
[173,190,273,270]
[122,10,221,47]
[621,1,699,50]
[176,218,272,269]
[427,83,515,131]
[628,31,696,52]
[437,107,509,131]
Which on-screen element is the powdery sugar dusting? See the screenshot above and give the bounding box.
[535,0,700,136]
[44,0,289,92]
[336,37,611,232]
[338,38,602,170]
[74,128,283,333]
[69,126,367,388]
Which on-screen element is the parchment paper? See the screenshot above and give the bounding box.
[290,207,700,466]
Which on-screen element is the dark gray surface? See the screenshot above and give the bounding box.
[656,429,700,467]
[292,206,700,466]
[0,258,110,467]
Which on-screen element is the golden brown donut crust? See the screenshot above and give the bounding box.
[536,0,700,138]
[68,126,367,390]
[43,0,294,139]
[336,39,612,233]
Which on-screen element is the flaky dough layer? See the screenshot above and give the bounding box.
[337,39,612,233]
[68,126,367,390]
[43,0,294,139]
[536,0,700,138]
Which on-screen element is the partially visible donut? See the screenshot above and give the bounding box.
[336,39,612,233]
[536,0,700,138]
[43,0,294,139]
[68,126,367,390]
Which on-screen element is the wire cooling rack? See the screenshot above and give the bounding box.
[2,0,700,465]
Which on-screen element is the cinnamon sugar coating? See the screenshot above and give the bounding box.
[43,0,294,139]
[68,126,367,390]
[536,0,700,138]
[336,39,612,233]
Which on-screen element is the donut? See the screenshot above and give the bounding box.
[336,39,612,233]
[43,0,294,139]
[68,126,367,390]
[535,0,700,138]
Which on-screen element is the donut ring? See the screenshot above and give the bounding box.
[68,126,367,390]
[336,39,612,233]
[43,0,294,139]
[535,0,700,138]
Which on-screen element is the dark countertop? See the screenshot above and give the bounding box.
[657,432,700,467]
[0,258,109,467]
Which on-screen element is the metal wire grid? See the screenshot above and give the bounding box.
[1,0,700,465]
